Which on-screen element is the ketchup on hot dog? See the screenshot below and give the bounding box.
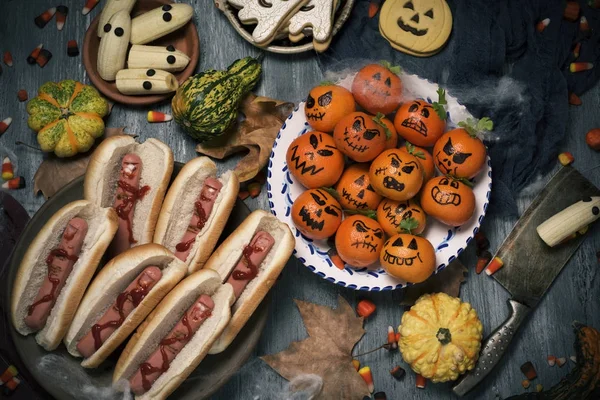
[174,178,223,261]
[25,217,89,331]
[129,294,214,395]
[76,266,163,358]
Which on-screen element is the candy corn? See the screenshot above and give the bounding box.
[416,373,427,389]
[27,44,43,64]
[147,111,173,123]
[358,366,374,393]
[556,357,567,367]
[56,5,68,31]
[536,384,544,392]
[390,366,405,380]
[476,251,492,274]
[395,332,400,342]
[0,117,12,136]
[368,0,382,18]
[82,0,100,15]
[569,92,582,106]
[558,152,575,166]
[387,326,397,350]
[2,157,14,180]
[17,90,28,102]
[248,182,261,198]
[67,40,79,57]
[564,1,580,21]
[4,377,20,391]
[356,299,376,318]
[3,51,13,67]
[547,355,556,366]
[520,361,537,380]
[579,16,590,33]
[0,365,17,384]
[35,7,56,28]
[570,62,593,73]
[485,256,504,276]
[352,359,360,371]
[536,18,550,32]
[522,379,530,389]
[37,49,53,68]
[573,42,581,59]
[2,176,25,190]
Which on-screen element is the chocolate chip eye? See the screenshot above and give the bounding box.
[385,77,391,87]
[162,4,172,11]
[103,23,111,32]
[143,81,152,90]
[408,238,418,250]
[404,1,414,10]
[408,103,419,112]
[421,108,430,118]
[163,12,172,22]
[166,45,175,51]
[167,55,176,64]
[424,9,434,18]
[114,27,124,37]
[450,180,459,189]
[146,69,156,76]
[306,94,315,108]
[373,72,382,81]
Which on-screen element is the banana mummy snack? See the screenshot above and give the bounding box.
[127,45,190,72]
[130,4,194,45]
[97,10,131,81]
[116,69,179,95]
[97,0,136,37]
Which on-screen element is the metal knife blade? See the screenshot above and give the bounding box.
[453,166,600,396]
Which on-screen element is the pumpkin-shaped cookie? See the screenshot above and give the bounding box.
[433,128,487,179]
[420,176,475,226]
[369,149,424,201]
[399,293,483,382]
[380,233,435,282]
[27,80,109,157]
[394,100,445,147]
[351,63,403,115]
[292,189,343,240]
[286,131,345,189]
[377,199,426,236]
[335,215,385,267]
[333,112,387,162]
[305,84,356,132]
[399,142,435,181]
[335,164,382,211]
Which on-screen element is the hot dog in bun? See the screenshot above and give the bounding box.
[64,244,188,368]
[11,200,118,350]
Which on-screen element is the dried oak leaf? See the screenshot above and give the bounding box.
[261,295,369,400]
[33,128,133,199]
[400,259,468,306]
[196,93,295,182]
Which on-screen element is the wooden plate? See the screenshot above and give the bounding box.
[82,0,199,105]
[4,163,268,399]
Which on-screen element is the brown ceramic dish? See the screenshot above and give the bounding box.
[83,0,199,105]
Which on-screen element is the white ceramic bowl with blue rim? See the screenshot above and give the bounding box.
[267,71,492,291]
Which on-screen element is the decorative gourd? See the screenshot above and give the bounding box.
[27,80,109,157]
[171,56,262,142]
[399,293,483,383]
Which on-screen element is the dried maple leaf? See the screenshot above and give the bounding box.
[261,295,369,400]
[400,259,468,306]
[196,93,295,182]
[33,127,134,199]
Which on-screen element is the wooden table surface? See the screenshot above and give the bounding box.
[1,1,599,399]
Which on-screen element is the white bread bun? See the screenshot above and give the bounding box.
[11,200,118,350]
[84,136,174,248]
[113,269,235,400]
[64,244,188,368]
[204,210,294,354]
[153,157,239,274]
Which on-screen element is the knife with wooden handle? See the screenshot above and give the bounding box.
[453,166,600,396]
[537,196,600,247]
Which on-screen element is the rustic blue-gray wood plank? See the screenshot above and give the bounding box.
[0,1,598,399]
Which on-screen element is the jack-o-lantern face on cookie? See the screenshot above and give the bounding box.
[351,64,403,115]
[305,85,356,132]
[291,189,343,240]
[420,176,475,226]
[286,131,345,189]
[377,199,426,236]
[380,233,436,283]
[394,100,445,147]
[333,112,387,162]
[379,0,453,54]
[335,164,383,211]
[369,149,424,201]
[432,129,487,179]
[335,215,385,267]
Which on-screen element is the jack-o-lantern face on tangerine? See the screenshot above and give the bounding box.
[333,112,387,162]
[305,85,356,132]
[286,132,345,189]
[420,176,475,226]
[291,189,342,240]
[380,233,436,283]
[377,198,427,236]
[335,215,385,267]
[351,64,403,115]
[335,164,383,211]
[394,100,445,147]
[369,149,424,201]
[432,129,487,179]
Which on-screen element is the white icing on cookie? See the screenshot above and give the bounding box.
[287,0,335,42]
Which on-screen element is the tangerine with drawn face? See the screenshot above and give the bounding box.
[351,63,403,115]
[369,149,424,201]
[380,233,436,283]
[433,128,487,179]
[399,143,435,181]
[394,100,446,147]
[379,115,399,150]
[377,198,426,236]
[291,189,343,240]
[333,112,387,162]
[286,131,345,189]
[335,215,385,267]
[334,164,383,211]
[420,176,475,226]
[305,84,356,132]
